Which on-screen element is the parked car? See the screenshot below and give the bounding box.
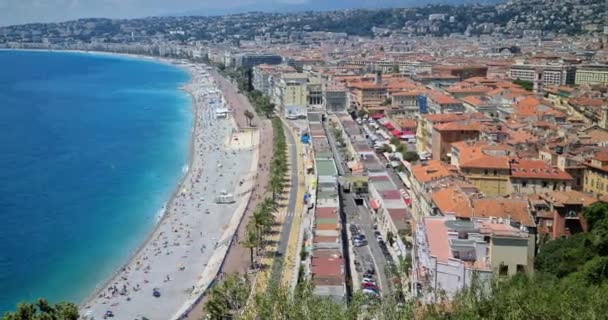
[361,280,376,287]
[362,288,380,297]
[376,235,384,242]
[362,283,380,291]
[353,239,367,247]
[362,277,375,283]
[354,234,366,240]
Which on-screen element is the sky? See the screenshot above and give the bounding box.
[0,0,495,26]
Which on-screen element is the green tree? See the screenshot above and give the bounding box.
[205,274,250,320]
[3,299,78,320]
[401,151,419,162]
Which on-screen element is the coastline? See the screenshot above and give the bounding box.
[1,48,261,319]
[76,54,200,309]
[72,51,258,319]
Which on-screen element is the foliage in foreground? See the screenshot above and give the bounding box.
[3,299,78,320]
[535,202,608,285]
[204,273,608,320]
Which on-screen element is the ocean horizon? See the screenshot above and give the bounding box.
[0,50,192,312]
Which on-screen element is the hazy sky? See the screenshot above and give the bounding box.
[0,0,480,26]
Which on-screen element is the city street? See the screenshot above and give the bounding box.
[323,117,392,296]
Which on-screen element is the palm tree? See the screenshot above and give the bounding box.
[270,173,284,201]
[244,109,255,127]
[241,221,260,269]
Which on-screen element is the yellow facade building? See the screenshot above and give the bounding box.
[584,152,608,195]
[451,141,513,196]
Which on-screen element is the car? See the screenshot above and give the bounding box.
[365,267,375,275]
[104,311,114,319]
[376,234,384,242]
[362,288,380,297]
[362,276,375,283]
[374,231,381,237]
[361,280,376,287]
[362,283,380,291]
[353,238,367,247]
[354,234,366,240]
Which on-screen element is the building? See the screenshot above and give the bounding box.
[530,191,597,241]
[510,159,573,194]
[432,65,488,81]
[575,64,608,85]
[431,121,481,161]
[276,73,309,115]
[324,83,349,113]
[509,63,576,90]
[416,113,469,154]
[307,77,324,108]
[391,91,421,115]
[408,160,461,219]
[583,151,608,196]
[236,53,283,68]
[426,92,465,114]
[347,75,387,110]
[451,141,512,196]
[252,63,295,97]
[412,216,534,303]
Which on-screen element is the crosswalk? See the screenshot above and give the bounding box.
[275,211,296,217]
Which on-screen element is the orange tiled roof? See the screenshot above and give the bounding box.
[411,160,457,184]
[471,198,534,227]
[434,120,482,132]
[423,113,468,123]
[510,159,573,180]
[432,187,473,217]
[428,92,460,105]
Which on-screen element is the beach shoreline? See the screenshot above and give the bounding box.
[75,56,201,309]
[75,52,260,320]
[1,48,262,319]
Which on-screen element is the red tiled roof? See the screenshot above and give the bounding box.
[510,159,573,180]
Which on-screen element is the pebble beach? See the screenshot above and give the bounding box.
[81,62,258,320]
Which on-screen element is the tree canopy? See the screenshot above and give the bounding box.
[3,299,78,320]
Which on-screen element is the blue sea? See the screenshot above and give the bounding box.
[0,50,192,312]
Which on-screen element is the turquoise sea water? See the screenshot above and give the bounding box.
[0,50,192,312]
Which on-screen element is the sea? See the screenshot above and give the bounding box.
[0,50,192,312]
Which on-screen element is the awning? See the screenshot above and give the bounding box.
[391,129,403,137]
[369,199,380,210]
[371,113,384,119]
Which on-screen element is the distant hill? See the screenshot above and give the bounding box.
[175,0,505,17]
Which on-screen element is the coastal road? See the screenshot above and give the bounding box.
[268,121,301,286]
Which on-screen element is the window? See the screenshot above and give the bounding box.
[499,264,509,277]
[493,170,498,176]
[542,181,548,188]
[516,264,526,273]
[522,180,528,187]
[484,169,489,175]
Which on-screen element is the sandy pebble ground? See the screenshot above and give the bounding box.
[80,63,256,320]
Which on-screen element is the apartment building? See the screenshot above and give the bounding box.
[412,216,534,303]
[583,151,608,196]
[509,63,576,88]
[575,65,608,85]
